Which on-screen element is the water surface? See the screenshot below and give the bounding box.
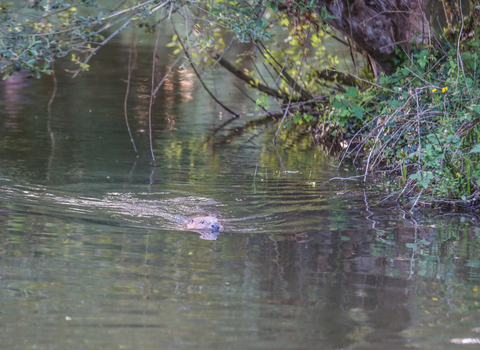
[0,32,480,350]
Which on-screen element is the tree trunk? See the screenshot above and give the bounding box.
[316,0,426,78]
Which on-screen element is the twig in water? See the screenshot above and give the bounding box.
[47,62,57,113]
[46,62,56,182]
[273,108,290,143]
[148,27,162,166]
[124,31,138,153]
[321,175,364,186]
[273,143,285,171]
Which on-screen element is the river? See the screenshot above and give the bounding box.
[0,30,479,350]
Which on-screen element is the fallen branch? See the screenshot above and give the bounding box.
[211,53,288,100]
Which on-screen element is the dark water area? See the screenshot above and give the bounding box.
[1,32,480,350]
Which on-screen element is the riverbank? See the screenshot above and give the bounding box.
[330,48,480,209]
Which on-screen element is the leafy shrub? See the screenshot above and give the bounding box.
[338,47,480,205]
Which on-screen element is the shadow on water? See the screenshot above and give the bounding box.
[1,34,480,350]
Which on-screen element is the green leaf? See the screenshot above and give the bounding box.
[470,144,480,153]
[409,173,421,180]
[345,86,357,97]
[418,179,430,189]
[354,106,364,119]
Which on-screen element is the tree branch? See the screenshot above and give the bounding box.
[172,22,241,118]
[258,42,313,100]
[211,53,288,100]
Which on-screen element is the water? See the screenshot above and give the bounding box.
[1,33,480,350]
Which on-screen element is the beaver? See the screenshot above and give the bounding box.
[186,216,223,232]
[164,215,223,240]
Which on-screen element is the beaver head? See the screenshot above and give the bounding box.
[186,216,222,232]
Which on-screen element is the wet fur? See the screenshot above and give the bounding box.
[186,216,223,232]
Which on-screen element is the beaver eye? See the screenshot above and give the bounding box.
[200,220,205,224]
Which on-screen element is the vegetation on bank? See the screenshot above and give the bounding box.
[0,0,480,207]
[333,48,480,209]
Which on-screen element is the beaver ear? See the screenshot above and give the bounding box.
[200,220,205,224]
[188,219,194,224]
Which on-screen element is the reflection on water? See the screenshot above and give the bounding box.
[1,35,480,350]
